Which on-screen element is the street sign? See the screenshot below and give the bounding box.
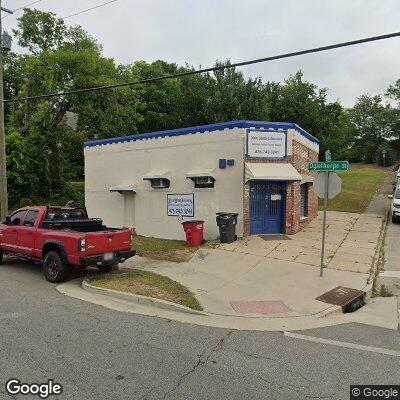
[308,161,348,172]
[313,172,342,199]
[311,152,350,278]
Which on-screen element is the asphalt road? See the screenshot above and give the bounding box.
[1,259,400,400]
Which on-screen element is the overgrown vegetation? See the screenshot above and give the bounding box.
[4,9,400,209]
[90,270,203,311]
[379,284,393,297]
[320,164,388,213]
[132,234,199,263]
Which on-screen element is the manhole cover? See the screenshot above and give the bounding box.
[316,286,365,307]
[230,300,292,314]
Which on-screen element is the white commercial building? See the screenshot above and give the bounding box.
[84,120,319,240]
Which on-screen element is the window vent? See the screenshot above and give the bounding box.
[192,176,215,188]
[144,178,170,189]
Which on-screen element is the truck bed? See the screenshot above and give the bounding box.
[40,218,123,233]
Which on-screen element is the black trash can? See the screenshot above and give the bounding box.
[216,212,239,243]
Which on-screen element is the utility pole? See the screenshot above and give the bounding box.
[0,1,12,219]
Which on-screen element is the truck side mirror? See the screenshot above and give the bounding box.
[4,216,11,224]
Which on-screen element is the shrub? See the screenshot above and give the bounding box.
[379,284,393,297]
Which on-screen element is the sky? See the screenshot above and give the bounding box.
[2,0,400,106]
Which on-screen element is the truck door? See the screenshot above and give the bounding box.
[18,210,39,257]
[1,210,27,253]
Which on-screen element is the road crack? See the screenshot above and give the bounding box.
[162,330,234,399]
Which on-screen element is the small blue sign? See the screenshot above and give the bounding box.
[219,159,227,169]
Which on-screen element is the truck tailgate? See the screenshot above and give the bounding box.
[84,230,132,255]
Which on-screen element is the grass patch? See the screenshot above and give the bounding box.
[132,234,198,262]
[90,270,203,311]
[319,164,387,213]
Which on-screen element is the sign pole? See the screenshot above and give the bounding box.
[320,171,329,277]
[309,150,348,277]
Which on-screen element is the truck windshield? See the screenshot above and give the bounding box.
[395,189,400,199]
[45,209,86,220]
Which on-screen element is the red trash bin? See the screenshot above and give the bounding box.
[182,220,204,247]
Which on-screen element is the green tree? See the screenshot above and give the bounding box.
[269,71,351,158]
[4,8,371,208]
[205,61,273,122]
[5,9,144,207]
[12,8,66,54]
[348,94,393,163]
[386,80,400,159]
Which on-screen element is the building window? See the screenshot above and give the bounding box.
[193,176,215,188]
[145,178,170,189]
[300,184,308,217]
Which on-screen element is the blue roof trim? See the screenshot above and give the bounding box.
[84,120,319,148]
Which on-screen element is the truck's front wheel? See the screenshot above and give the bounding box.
[43,251,70,283]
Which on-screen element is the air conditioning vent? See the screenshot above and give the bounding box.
[148,178,170,189]
[193,176,215,188]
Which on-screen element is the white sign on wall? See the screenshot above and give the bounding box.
[167,194,194,217]
[246,129,287,159]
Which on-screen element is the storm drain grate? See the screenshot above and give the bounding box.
[316,286,365,307]
[230,300,292,314]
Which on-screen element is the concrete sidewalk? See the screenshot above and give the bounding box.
[219,211,383,274]
[58,271,398,331]
[133,249,370,318]
[122,207,384,320]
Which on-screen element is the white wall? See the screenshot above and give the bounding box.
[85,128,245,240]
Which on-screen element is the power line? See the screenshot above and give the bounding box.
[2,0,118,20]
[1,0,41,19]
[4,30,400,103]
[64,0,118,19]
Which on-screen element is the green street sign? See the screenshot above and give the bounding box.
[308,161,349,172]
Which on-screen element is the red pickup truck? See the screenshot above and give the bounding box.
[0,206,135,283]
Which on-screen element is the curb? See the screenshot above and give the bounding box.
[82,279,207,316]
[314,304,343,318]
[368,209,389,288]
[363,283,374,301]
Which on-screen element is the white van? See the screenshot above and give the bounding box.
[389,186,400,223]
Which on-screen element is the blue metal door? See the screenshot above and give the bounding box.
[250,181,285,234]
